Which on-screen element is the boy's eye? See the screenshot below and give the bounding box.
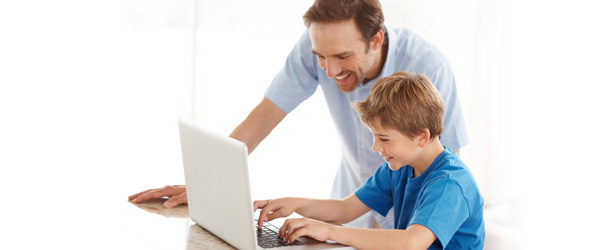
[379,138,389,142]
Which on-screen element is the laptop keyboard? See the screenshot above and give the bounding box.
[255,218,304,248]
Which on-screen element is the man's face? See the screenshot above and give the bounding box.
[309,19,380,93]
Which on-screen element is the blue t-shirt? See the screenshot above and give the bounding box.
[355,147,485,249]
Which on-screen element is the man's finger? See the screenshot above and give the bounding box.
[128,189,154,200]
[131,188,173,203]
[164,192,187,208]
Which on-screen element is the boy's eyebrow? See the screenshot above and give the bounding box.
[371,133,389,137]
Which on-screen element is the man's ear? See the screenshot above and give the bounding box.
[370,29,385,50]
[416,128,431,147]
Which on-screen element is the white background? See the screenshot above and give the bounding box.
[1,0,599,249]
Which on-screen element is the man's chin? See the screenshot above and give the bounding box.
[336,82,360,93]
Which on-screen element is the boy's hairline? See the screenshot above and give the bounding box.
[362,115,434,141]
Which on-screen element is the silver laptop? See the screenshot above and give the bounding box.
[178,119,353,250]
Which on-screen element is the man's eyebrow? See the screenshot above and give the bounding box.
[311,50,353,57]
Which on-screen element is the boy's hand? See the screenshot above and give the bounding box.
[253,198,298,229]
[279,218,333,244]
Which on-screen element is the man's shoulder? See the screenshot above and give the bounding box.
[389,27,429,46]
[387,27,449,70]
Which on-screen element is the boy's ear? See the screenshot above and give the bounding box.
[416,128,431,147]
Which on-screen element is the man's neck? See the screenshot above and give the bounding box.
[363,41,389,84]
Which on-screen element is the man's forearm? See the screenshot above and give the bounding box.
[229,97,286,154]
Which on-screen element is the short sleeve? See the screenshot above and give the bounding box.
[409,178,469,248]
[354,164,394,217]
[264,30,320,114]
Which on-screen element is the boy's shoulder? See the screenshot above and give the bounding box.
[423,149,483,204]
[426,149,476,188]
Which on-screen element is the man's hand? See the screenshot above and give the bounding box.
[128,185,187,208]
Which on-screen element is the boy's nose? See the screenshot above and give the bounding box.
[371,140,381,152]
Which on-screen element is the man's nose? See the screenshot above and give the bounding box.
[325,60,342,79]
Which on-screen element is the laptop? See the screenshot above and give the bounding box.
[178,119,353,250]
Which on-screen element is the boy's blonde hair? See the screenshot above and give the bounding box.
[354,71,444,140]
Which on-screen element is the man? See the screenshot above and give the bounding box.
[129,0,468,230]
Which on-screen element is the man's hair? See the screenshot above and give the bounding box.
[354,71,445,140]
[303,0,384,43]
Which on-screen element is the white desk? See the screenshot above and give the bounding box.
[127,198,236,250]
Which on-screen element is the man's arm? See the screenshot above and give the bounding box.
[129,97,286,207]
[229,97,287,154]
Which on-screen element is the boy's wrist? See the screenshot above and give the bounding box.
[328,224,346,245]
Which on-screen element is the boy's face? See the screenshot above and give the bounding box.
[309,19,381,93]
[368,123,423,171]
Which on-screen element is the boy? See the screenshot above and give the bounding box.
[254,71,484,249]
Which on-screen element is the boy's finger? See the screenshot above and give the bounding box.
[257,206,271,229]
[253,200,268,211]
[266,209,283,221]
[279,220,290,238]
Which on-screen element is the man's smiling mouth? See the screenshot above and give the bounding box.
[335,73,350,80]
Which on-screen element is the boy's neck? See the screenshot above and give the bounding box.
[411,138,445,177]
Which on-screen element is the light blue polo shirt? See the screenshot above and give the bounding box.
[264,26,468,229]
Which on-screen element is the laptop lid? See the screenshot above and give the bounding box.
[179,119,257,250]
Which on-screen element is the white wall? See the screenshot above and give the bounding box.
[0,1,193,248]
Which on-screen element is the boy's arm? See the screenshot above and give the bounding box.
[332,223,436,250]
[281,221,437,250]
[254,194,370,228]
